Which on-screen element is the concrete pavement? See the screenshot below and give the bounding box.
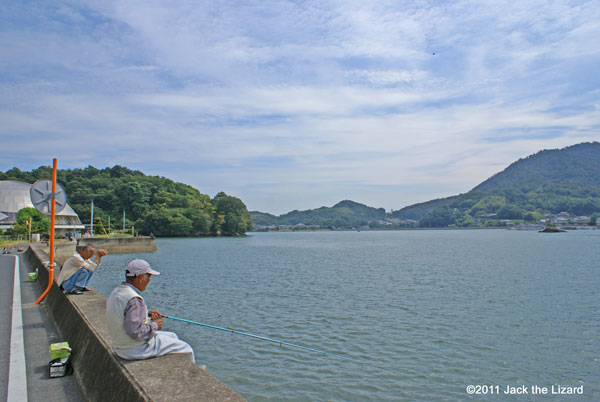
[1,248,83,402]
[0,252,14,400]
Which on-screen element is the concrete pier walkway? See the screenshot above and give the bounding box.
[4,244,243,402]
[1,248,82,402]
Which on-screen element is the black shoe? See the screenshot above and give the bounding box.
[80,287,91,291]
[68,289,83,295]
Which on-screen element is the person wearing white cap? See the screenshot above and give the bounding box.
[105,259,195,362]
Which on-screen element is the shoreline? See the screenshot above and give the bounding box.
[249,226,598,233]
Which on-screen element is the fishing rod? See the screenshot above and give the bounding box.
[163,315,405,377]
[164,315,357,362]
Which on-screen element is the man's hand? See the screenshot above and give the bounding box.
[148,309,164,321]
[155,319,163,330]
[94,249,107,265]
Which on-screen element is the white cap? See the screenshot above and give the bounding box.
[125,259,160,276]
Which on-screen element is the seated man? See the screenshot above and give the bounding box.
[105,259,195,362]
[57,244,107,294]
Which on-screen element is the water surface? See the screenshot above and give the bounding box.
[92,230,600,401]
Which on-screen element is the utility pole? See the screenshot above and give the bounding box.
[123,209,126,232]
[90,199,94,237]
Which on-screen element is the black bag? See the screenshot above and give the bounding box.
[48,357,73,378]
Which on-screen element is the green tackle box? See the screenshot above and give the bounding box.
[49,342,71,360]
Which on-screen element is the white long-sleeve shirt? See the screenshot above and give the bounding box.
[56,253,98,285]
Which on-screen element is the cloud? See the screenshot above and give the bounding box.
[1,0,599,214]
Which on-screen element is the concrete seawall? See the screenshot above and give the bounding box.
[42,237,158,267]
[25,245,244,402]
[78,237,158,253]
[50,240,78,266]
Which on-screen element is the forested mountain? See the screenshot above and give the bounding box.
[250,200,386,229]
[392,142,600,226]
[251,142,600,229]
[0,165,252,236]
[473,142,600,191]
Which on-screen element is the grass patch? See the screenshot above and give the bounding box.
[0,239,23,248]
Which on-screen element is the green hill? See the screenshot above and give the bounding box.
[250,200,386,229]
[249,211,278,226]
[250,142,600,229]
[1,165,252,236]
[473,142,600,191]
[392,142,600,226]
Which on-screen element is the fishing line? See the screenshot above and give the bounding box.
[163,315,400,376]
[165,315,351,359]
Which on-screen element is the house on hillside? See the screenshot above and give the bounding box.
[574,216,591,225]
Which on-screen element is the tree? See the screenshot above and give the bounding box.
[3,165,253,236]
[524,211,543,222]
[211,192,252,235]
[10,207,50,235]
[418,206,455,227]
[169,214,193,235]
[456,214,476,227]
[496,204,524,219]
[94,216,106,235]
[136,208,172,236]
[184,198,215,234]
[469,195,506,217]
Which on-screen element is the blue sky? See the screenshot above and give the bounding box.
[1,1,599,214]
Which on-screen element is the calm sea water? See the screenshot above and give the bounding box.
[91,230,599,401]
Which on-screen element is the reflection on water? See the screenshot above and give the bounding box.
[92,230,600,401]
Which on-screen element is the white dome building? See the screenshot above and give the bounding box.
[0,180,85,232]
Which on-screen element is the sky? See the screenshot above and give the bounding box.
[1,1,599,215]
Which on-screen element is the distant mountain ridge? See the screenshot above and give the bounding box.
[251,142,600,228]
[250,200,386,228]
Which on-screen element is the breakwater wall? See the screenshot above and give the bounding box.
[78,237,158,253]
[25,245,244,402]
[41,237,158,266]
[48,240,77,266]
